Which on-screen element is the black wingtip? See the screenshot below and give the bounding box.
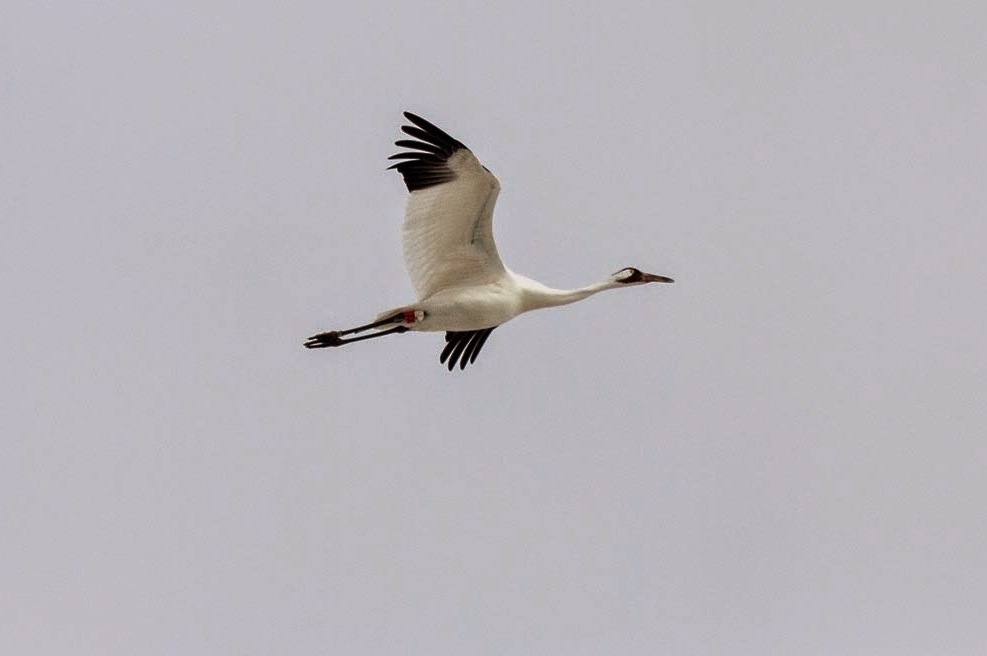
[389,112,469,192]
[439,327,497,371]
[399,112,467,150]
[402,111,434,130]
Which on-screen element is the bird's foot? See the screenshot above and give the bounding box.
[304,331,344,348]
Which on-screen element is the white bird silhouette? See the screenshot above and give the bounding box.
[305,112,673,370]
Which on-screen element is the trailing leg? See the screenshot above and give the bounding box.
[304,309,425,349]
[304,324,409,349]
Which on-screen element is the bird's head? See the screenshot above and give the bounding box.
[611,267,674,286]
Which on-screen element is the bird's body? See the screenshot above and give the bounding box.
[385,277,523,332]
[305,112,673,370]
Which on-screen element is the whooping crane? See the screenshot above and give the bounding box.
[304,112,673,370]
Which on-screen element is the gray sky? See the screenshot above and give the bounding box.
[3,2,986,654]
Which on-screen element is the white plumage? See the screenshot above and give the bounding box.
[402,148,504,301]
[305,112,673,370]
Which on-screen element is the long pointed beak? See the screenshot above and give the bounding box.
[642,272,674,283]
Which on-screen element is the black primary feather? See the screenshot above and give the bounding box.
[440,327,497,371]
[387,112,469,192]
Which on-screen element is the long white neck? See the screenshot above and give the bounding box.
[514,273,620,312]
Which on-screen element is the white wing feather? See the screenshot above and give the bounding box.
[399,144,506,301]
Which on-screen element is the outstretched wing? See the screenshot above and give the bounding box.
[388,112,506,301]
[439,327,497,371]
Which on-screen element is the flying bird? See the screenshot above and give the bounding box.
[304,112,673,370]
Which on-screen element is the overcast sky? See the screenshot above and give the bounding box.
[3,2,986,654]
